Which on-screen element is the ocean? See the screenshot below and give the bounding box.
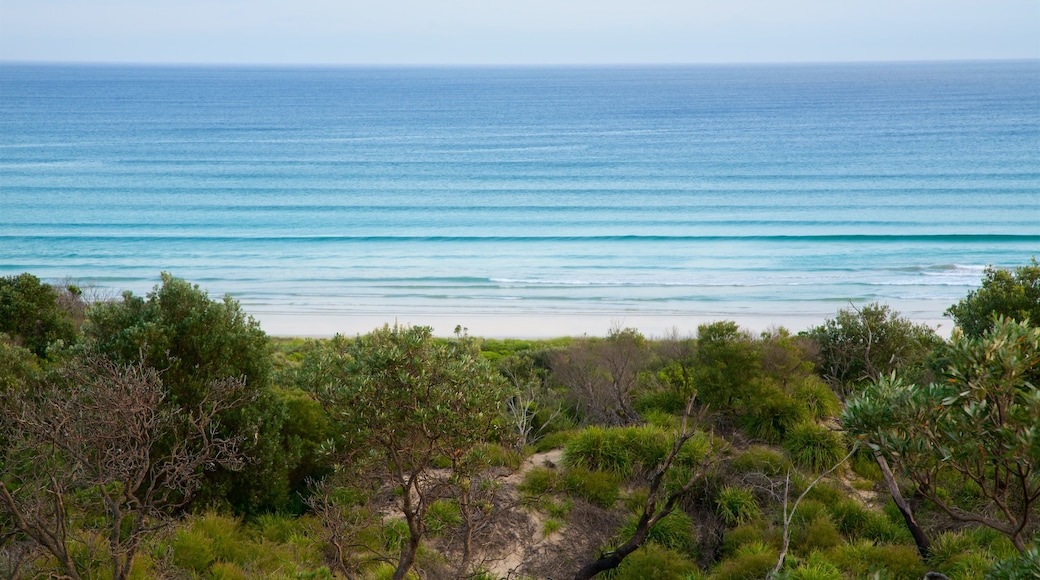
[1,61,1037,337]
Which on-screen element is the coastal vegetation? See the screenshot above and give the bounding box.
[1,263,1038,579]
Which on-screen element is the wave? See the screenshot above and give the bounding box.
[3,233,1038,243]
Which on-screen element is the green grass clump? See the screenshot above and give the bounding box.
[534,429,577,452]
[795,515,842,552]
[617,509,695,554]
[731,445,792,477]
[826,541,926,579]
[518,465,559,496]
[610,543,697,580]
[715,485,761,526]
[792,378,841,420]
[425,499,462,537]
[788,558,843,580]
[561,466,621,508]
[711,542,779,580]
[467,442,524,469]
[563,424,710,480]
[783,423,846,472]
[739,389,809,443]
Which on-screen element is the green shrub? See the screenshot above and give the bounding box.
[827,541,926,579]
[617,509,695,554]
[210,562,249,580]
[850,450,883,481]
[795,515,841,552]
[467,442,524,469]
[827,499,871,536]
[731,445,792,477]
[610,543,697,580]
[711,542,779,580]
[783,423,845,472]
[715,486,761,526]
[788,559,843,580]
[172,528,216,573]
[739,388,809,443]
[542,518,564,538]
[562,466,621,508]
[721,523,768,557]
[425,499,462,537]
[518,466,559,496]
[789,499,828,526]
[635,388,688,416]
[251,512,300,543]
[986,546,1040,580]
[792,378,841,420]
[563,424,711,482]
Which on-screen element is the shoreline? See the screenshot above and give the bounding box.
[254,308,954,340]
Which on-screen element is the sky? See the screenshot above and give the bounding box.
[1,0,1038,65]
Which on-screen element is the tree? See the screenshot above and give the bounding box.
[946,259,1040,338]
[843,317,1040,553]
[0,273,76,358]
[81,273,296,513]
[0,356,248,580]
[552,327,650,426]
[693,320,759,411]
[805,302,940,399]
[303,324,508,580]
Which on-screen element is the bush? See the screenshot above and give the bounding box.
[732,445,792,477]
[562,466,621,508]
[711,542,779,580]
[425,500,462,537]
[795,515,841,552]
[715,486,761,526]
[617,509,695,554]
[563,424,710,481]
[827,541,926,579]
[738,386,808,443]
[792,378,841,420]
[0,273,77,358]
[987,546,1040,579]
[518,466,558,496]
[788,558,843,580]
[610,543,697,580]
[783,422,846,472]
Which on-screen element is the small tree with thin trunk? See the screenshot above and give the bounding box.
[844,317,1040,554]
[0,356,248,580]
[304,324,507,580]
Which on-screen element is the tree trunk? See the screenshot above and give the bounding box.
[875,452,931,559]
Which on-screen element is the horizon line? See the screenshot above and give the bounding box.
[3,57,1038,69]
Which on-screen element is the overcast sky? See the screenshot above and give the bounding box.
[1,0,1038,65]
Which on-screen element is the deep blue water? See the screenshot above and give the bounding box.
[1,62,1038,335]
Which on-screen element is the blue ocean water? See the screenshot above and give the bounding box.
[1,62,1038,335]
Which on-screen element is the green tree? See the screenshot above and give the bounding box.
[302,324,508,580]
[947,259,1040,338]
[843,317,1040,553]
[0,273,76,358]
[805,302,940,398]
[81,273,294,513]
[693,320,759,411]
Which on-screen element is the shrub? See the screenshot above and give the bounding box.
[715,486,761,526]
[711,542,779,580]
[789,559,843,580]
[795,515,841,552]
[543,518,563,538]
[563,424,710,481]
[827,541,926,579]
[792,378,841,420]
[732,445,792,477]
[617,509,695,554]
[987,546,1040,579]
[739,387,809,443]
[535,429,577,452]
[172,528,216,573]
[425,500,462,537]
[783,422,845,472]
[518,466,558,496]
[610,543,697,580]
[0,273,77,358]
[562,466,621,508]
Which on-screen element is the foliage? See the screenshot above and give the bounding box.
[715,486,761,526]
[551,326,651,426]
[0,357,248,580]
[805,302,940,397]
[843,317,1040,552]
[710,542,779,580]
[0,273,77,358]
[81,273,291,513]
[987,545,1040,579]
[302,324,507,580]
[563,424,711,481]
[616,508,695,554]
[947,259,1040,338]
[693,321,759,412]
[732,445,793,477]
[782,422,846,472]
[608,543,697,580]
[739,385,809,443]
[562,466,621,508]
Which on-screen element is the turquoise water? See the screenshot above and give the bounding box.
[1,62,1038,335]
